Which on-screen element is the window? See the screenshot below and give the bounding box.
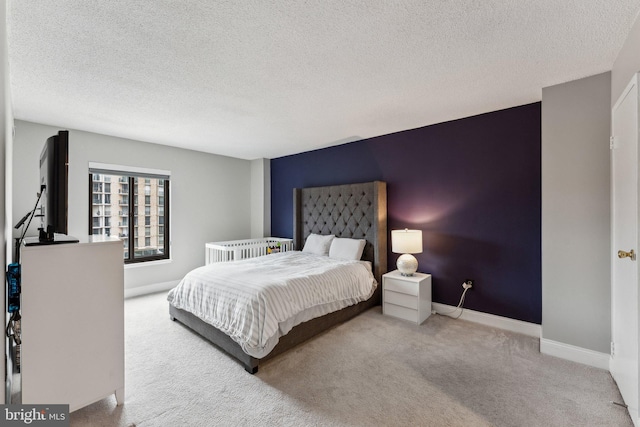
[89,164,170,264]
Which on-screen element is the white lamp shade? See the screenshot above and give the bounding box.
[391,229,423,254]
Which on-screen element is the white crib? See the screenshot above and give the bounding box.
[205,237,294,265]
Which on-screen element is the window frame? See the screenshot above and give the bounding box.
[88,164,170,264]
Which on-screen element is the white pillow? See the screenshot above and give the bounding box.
[329,238,366,260]
[302,234,335,256]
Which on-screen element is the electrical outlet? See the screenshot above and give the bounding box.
[462,280,474,290]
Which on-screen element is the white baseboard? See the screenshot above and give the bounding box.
[431,303,610,370]
[125,289,608,369]
[431,302,541,337]
[539,338,610,370]
[124,280,179,299]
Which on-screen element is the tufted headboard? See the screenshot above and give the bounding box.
[293,181,387,284]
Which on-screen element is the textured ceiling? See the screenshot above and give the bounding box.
[8,1,640,160]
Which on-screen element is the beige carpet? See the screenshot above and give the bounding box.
[70,292,632,426]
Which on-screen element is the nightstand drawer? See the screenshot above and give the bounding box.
[384,290,418,309]
[384,277,418,296]
[382,271,431,325]
[384,303,417,323]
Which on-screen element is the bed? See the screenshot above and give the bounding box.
[168,181,387,373]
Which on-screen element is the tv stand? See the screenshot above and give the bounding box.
[20,236,124,411]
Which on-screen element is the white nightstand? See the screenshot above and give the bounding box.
[382,270,432,325]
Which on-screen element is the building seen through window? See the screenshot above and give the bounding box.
[89,171,169,263]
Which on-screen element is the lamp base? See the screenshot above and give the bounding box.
[397,253,418,276]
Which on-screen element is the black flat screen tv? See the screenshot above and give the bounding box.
[37,130,77,243]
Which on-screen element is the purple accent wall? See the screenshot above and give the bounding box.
[271,103,541,323]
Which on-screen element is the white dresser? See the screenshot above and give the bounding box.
[382,270,432,324]
[20,236,124,412]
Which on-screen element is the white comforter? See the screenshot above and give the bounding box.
[167,251,377,358]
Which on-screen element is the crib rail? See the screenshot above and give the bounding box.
[205,237,294,264]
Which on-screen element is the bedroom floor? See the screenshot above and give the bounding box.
[70,292,631,427]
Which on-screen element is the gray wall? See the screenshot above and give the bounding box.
[13,120,252,290]
[1,0,9,404]
[541,72,612,353]
[250,158,270,238]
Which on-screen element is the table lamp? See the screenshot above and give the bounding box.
[391,229,423,276]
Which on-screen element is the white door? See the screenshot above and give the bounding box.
[611,73,640,426]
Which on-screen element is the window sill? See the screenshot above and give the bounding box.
[124,258,172,269]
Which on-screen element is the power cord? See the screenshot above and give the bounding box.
[439,280,473,319]
[5,311,21,345]
[6,311,21,372]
